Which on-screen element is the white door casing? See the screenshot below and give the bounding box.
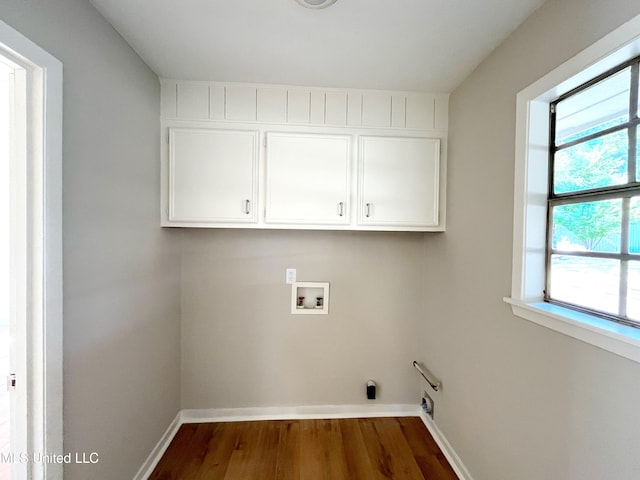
[0,18,63,480]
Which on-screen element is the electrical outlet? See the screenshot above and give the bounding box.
[421,390,434,419]
[286,268,296,284]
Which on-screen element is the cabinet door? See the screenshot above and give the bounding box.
[265,133,351,224]
[359,136,440,227]
[169,128,258,223]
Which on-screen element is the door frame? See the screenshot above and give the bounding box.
[0,19,63,479]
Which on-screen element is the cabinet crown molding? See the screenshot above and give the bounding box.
[161,79,448,131]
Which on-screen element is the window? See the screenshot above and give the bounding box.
[547,59,640,328]
[506,13,640,364]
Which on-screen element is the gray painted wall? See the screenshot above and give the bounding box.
[181,229,425,408]
[0,1,181,478]
[3,0,640,479]
[420,0,640,479]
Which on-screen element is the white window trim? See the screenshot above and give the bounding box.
[506,13,640,364]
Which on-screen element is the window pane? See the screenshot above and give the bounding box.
[555,67,630,145]
[552,199,621,253]
[637,125,640,183]
[549,255,619,315]
[630,197,640,254]
[554,130,628,194]
[628,261,640,320]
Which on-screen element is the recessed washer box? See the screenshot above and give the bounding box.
[291,282,330,315]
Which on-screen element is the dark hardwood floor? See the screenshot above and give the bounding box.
[149,416,458,480]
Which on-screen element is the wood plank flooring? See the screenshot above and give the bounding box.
[149,417,458,480]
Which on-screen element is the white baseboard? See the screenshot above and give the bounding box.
[181,403,419,423]
[419,412,474,480]
[132,405,473,480]
[132,412,182,480]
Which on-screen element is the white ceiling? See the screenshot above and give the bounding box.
[89,0,546,93]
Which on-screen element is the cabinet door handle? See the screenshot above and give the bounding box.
[244,199,251,215]
[365,203,371,218]
[338,201,344,217]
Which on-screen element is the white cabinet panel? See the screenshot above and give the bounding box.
[406,94,435,130]
[347,93,363,126]
[257,87,287,123]
[434,95,449,130]
[161,80,177,118]
[164,80,445,133]
[210,85,225,120]
[391,95,406,128]
[266,133,351,224]
[362,93,391,127]
[325,92,347,126]
[287,89,311,123]
[225,86,257,121]
[169,128,258,223]
[177,84,209,119]
[310,92,326,124]
[359,136,440,227]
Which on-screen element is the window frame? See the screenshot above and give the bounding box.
[545,57,640,328]
[505,13,640,364]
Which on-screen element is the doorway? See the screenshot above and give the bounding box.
[0,56,11,480]
[0,19,63,480]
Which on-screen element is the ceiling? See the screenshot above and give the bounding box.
[89,0,546,93]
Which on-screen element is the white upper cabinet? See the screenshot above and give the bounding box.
[168,128,258,223]
[358,136,440,227]
[265,133,351,225]
[161,80,447,231]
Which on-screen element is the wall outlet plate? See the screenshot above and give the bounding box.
[422,390,434,419]
[286,268,296,284]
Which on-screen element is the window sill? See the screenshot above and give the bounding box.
[503,297,640,364]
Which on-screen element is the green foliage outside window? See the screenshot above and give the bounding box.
[552,123,640,251]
